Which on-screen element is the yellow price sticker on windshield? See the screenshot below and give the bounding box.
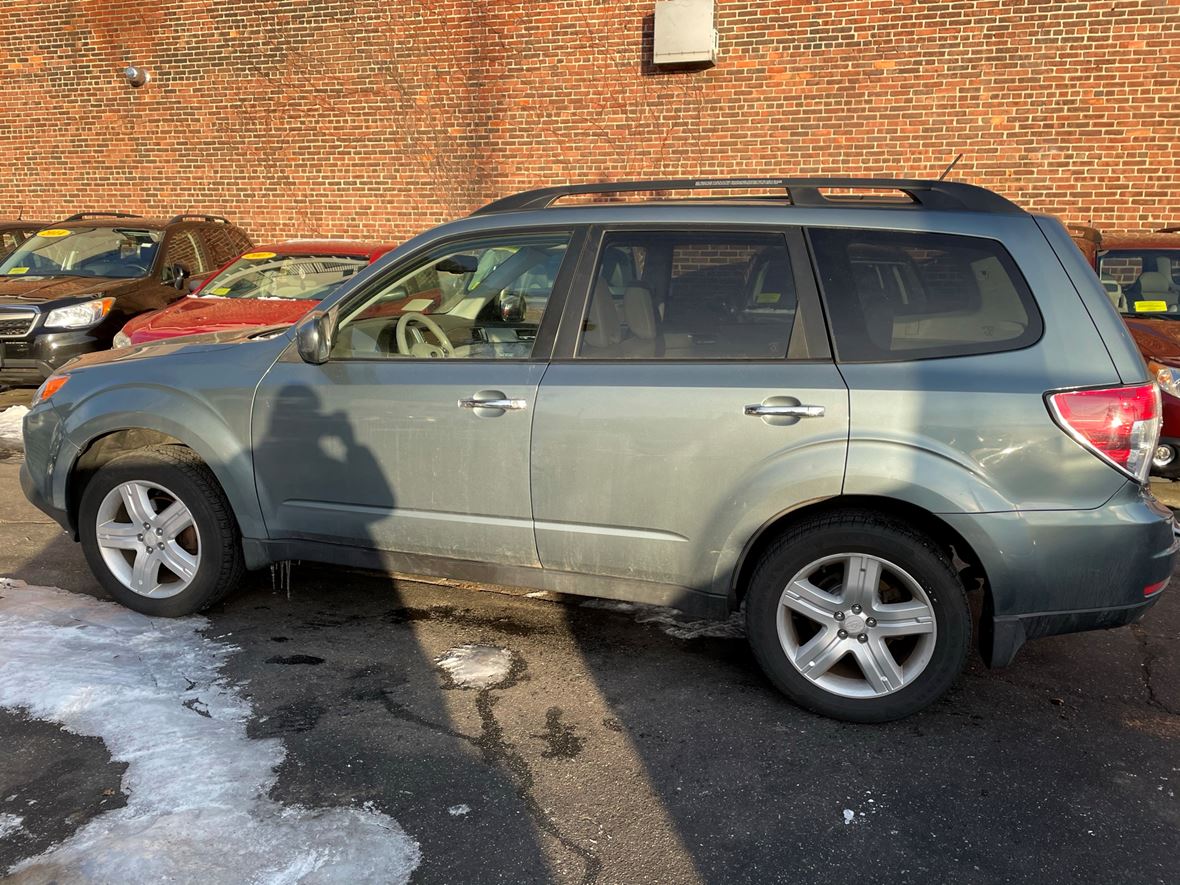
[210,286,231,295]
[5,267,29,274]
[1134,300,1168,313]
[36,229,71,238]
[755,291,782,304]
[242,251,276,260]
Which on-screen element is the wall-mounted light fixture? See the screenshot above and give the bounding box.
[123,65,151,88]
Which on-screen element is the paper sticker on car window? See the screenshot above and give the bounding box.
[1134,300,1168,313]
[6,267,29,274]
[210,286,231,295]
[36,229,71,238]
[243,251,276,260]
[755,291,782,304]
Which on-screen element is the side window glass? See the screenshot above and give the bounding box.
[577,231,802,360]
[200,227,239,269]
[809,228,1042,361]
[332,232,571,360]
[162,231,205,282]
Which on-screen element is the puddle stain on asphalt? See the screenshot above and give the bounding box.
[535,707,585,760]
[266,654,326,666]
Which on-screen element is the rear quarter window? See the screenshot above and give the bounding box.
[808,228,1042,362]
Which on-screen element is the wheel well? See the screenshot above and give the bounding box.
[731,496,990,608]
[68,429,188,531]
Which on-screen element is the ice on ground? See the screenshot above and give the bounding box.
[0,406,29,453]
[0,813,24,839]
[581,599,746,640]
[0,578,420,883]
[447,804,471,817]
[842,808,856,825]
[436,644,513,689]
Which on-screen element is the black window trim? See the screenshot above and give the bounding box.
[311,224,589,365]
[550,223,833,363]
[802,225,1045,365]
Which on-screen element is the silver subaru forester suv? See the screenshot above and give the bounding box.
[20,178,1177,721]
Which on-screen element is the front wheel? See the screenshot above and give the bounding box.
[78,445,245,616]
[745,511,971,722]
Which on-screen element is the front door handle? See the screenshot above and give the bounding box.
[744,404,825,418]
[458,390,528,412]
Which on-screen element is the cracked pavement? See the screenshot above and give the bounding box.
[1,453,1179,883]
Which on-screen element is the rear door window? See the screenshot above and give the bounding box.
[808,228,1041,362]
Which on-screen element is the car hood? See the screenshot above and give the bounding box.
[0,275,130,305]
[62,324,292,373]
[1124,316,1180,363]
[124,295,317,344]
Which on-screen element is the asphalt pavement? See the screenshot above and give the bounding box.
[1,441,1179,883]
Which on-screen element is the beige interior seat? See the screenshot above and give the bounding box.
[1135,271,1177,310]
[580,279,623,356]
[619,284,663,357]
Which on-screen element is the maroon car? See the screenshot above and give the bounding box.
[115,239,395,346]
[1073,225,1180,476]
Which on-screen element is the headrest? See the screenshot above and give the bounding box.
[1138,272,1173,293]
[583,279,622,348]
[623,284,658,340]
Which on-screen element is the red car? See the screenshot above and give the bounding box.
[114,239,395,346]
[1072,225,1180,476]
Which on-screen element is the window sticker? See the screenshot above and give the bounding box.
[1134,300,1168,313]
[6,267,29,274]
[210,286,231,295]
[242,251,277,260]
[755,291,782,304]
[36,229,71,238]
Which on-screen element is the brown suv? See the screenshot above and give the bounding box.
[0,213,252,383]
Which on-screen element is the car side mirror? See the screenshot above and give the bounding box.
[186,274,210,294]
[296,311,333,365]
[166,262,191,290]
[498,290,526,323]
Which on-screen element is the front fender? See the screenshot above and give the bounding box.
[55,382,265,540]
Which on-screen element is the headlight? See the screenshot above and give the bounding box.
[1148,361,1180,398]
[43,297,114,330]
[113,330,131,348]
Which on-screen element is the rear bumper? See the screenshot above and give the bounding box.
[944,481,1177,667]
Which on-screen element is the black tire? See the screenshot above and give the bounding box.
[744,510,971,723]
[78,445,245,616]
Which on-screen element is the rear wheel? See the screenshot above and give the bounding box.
[745,511,970,722]
[79,445,245,616]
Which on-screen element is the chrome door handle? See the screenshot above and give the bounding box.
[458,396,528,411]
[744,404,825,418]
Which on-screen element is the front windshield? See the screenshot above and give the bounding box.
[0,227,162,279]
[1099,249,1180,316]
[200,252,370,300]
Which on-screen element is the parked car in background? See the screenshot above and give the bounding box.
[1071,225,1180,476]
[21,178,1175,723]
[0,220,51,256]
[0,213,251,383]
[114,240,395,347]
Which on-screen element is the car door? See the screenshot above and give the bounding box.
[252,228,581,567]
[530,226,849,597]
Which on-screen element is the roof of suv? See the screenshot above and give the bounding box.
[473,177,1025,216]
[47,213,241,230]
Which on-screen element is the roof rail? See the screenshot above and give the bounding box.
[1067,223,1102,245]
[168,213,231,224]
[1157,226,1179,234]
[472,177,1023,216]
[63,211,142,221]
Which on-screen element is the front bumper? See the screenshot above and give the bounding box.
[20,460,69,531]
[944,481,1177,667]
[0,328,111,380]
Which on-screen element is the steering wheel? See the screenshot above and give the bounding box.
[396,311,455,358]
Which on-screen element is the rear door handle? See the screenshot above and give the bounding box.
[744,404,825,418]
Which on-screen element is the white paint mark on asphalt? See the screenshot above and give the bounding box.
[0,813,25,839]
[436,644,513,689]
[447,804,471,817]
[0,579,421,883]
[580,599,746,640]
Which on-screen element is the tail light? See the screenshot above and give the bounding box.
[1047,383,1160,483]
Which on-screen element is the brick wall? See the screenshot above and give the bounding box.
[0,0,1176,243]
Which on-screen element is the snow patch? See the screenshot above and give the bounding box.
[0,406,29,453]
[842,808,857,825]
[447,804,471,817]
[436,645,513,689]
[581,599,745,640]
[0,813,24,839]
[0,579,420,883]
